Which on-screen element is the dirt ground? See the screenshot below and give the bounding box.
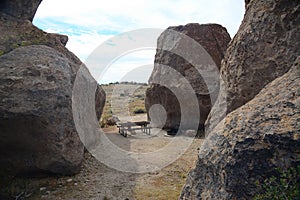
[2,124,203,200]
[2,84,204,200]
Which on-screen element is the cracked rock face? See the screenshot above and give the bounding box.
[181,56,300,200]
[145,23,230,132]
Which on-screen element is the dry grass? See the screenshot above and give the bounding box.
[100,83,149,127]
[133,138,203,200]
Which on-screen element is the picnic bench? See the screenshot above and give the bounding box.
[117,121,151,137]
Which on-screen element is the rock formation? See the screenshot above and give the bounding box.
[181,0,300,199]
[180,57,300,199]
[0,45,83,175]
[0,1,105,175]
[145,23,230,132]
[206,0,300,133]
[0,0,42,21]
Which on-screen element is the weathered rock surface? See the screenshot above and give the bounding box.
[146,23,230,132]
[0,0,42,21]
[206,0,300,133]
[0,12,80,78]
[0,3,106,175]
[95,85,106,121]
[0,45,83,175]
[180,57,300,199]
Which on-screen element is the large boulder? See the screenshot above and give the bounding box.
[180,57,300,199]
[0,0,42,21]
[206,0,300,133]
[0,3,106,175]
[145,23,230,132]
[0,45,84,175]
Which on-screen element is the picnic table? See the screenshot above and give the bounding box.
[117,121,151,137]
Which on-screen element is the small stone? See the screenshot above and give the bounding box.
[66,178,73,183]
[106,116,120,126]
[40,187,46,191]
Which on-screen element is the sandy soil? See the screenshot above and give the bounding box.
[2,122,203,200]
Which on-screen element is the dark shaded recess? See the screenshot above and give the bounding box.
[146,84,181,134]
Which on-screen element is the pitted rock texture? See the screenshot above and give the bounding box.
[0,2,106,175]
[206,0,300,133]
[180,57,300,199]
[0,0,42,21]
[146,23,230,132]
[0,45,84,175]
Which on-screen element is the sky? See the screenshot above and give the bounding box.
[34,0,245,84]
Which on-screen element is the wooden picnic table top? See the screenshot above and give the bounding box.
[117,121,150,127]
[117,120,151,137]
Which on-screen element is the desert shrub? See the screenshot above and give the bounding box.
[100,113,112,128]
[133,107,146,114]
[254,166,300,200]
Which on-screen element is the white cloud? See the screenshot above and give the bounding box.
[33,0,245,83]
[35,0,244,35]
[67,32,114,61]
